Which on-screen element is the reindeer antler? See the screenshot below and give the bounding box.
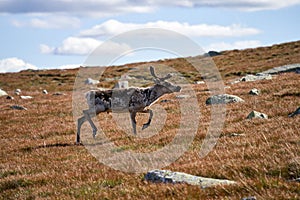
[150,66,172,82]
[150,66,158,79]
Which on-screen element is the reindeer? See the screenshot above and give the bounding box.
[76,66,181,144]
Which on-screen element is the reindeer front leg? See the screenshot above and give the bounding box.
[83,109,98,139]
[130,111,137,135]
[142,109,153,130]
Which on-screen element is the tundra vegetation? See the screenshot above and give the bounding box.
[0,40,299,199]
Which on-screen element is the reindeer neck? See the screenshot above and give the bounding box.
[145,85,167,106]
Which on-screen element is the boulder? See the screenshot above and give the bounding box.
[204,51,222,57]
[259,63,300,74]
[247,111,268,119]
[206,94,244,105]
[10,105,27,110]
[249,88,260,95]
[288,107,300,117]
[42,89,48,94]
[85,78,100,85]
[0,89,8,97]
[145,169,236,188]
[240,74,272,82]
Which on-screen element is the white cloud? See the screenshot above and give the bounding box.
[11,16,81,29]
[40,37,132,56]
[0,57,37,73]
[79,19,260,38]
[0,0,154,17]
[155,0,300,11]
[40,37,101,55]
[0,0,299,17]
[204,40,262,51]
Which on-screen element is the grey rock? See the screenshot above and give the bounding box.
[85,78,100,85]
[10,105,27,110]
[195,81,205,84]
[292,178,300,182]
[20,95,33,99]
[53,92,65,96]
[206,94,244,105]
[247,110,268,119]
[0,89,8,97]
[6,96,14,100]
[259,63,300,74]
[288,107,300,117]
[15,89,21,95]
[228,133,245,137]
[240,74,272,82]
[176,95,190,99]
[249,88,260,95]
[204,51,222,57]
[145,169,236,188]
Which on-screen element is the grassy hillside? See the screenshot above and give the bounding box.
[0,40,299,199]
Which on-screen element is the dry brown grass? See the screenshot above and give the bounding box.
[0,40,299,199]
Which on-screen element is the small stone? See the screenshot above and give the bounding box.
[85,78,100,85]
[10,105,27,110]
[195,81,205,84]
[249,88,260,95]
[53,92,65,96]
[176,95,190,99]
[229,133,245,137]
[292,178,300,182]
[6,96,14,100]
[42,89,48,94]
[247,110,268,119]
[0,89,8,97]
[242,196,256,200]
[15,89,21,95]
[161,99,171,103]
[20,95,33,99]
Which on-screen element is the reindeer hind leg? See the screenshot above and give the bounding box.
[76,116,86,144]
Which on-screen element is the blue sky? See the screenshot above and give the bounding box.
[0,0,300,72]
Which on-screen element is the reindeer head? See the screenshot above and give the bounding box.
[150,66,181,93]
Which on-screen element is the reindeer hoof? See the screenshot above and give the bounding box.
[75,142,83,146]
[92,130,97,139]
